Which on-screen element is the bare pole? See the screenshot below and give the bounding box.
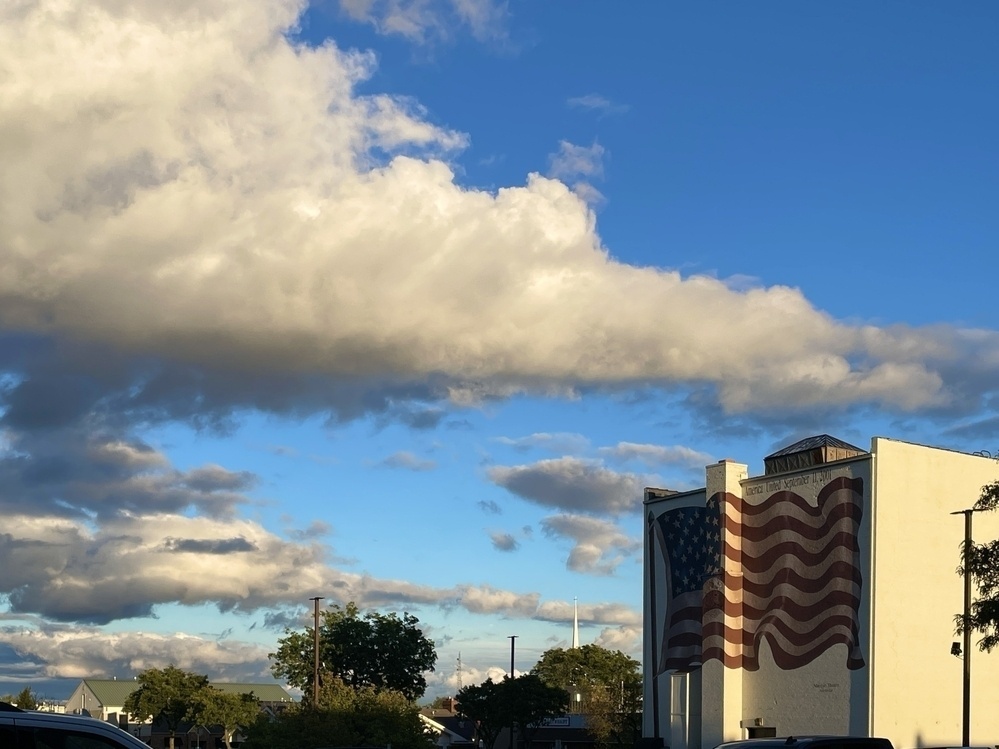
[508,635,518,749]
[310,596,324,709]
[952,509,977,747]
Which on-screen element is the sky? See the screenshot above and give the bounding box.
[1,0,998,702]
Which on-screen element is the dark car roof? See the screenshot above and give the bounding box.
[717,737,894,749]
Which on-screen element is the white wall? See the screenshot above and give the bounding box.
[869,438,999,748]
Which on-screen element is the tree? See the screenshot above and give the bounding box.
[242,679,432,749]
[505,674,568,749]
[531,645,642,747]
[959,479,999,650]
[456,675,567,749]
[190,687,260,749]
[1,687,39,709]
[456,678,509,749]
[13,687,39,710]
[123,666,210,749]
[270,601,437,702]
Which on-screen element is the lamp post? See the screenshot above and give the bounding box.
[508,636,518,749]
[310,596,324,709]
[951,509,979,747]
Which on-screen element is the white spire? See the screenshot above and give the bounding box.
[572,597,579,648]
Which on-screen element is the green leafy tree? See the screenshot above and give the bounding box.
[960,479,999,650]
[190,687,260,749]
[456,678,509,749]
[1,687,39,709]
[270,601,437,702]
[505,674,568,749]
[456,675,567,749]
[243,679,432,749]
[13,687,39,710]
[531,645,642,747]
[123,666,210,749]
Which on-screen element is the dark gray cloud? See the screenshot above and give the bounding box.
[477,499,502,515]
[287,520,333,541]
[376,451,437,471]
[489,531,519,552]
[164,537,258,554]
[487,458,651,516]
[0,426,250,519]
[183,466,257,493]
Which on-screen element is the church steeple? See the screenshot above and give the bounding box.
[572,597,579,648]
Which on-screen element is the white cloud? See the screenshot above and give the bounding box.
[338,0,509,44]
[0,508,640,629]
[0,628,274,682]
[547,140,606,206]
[0,0,996,436]
[592,625,641,654]
[494,432,590,455]
[540,514,641,575]
[566,94,629,115]
[548,141,606,182]
[599,442,714,470]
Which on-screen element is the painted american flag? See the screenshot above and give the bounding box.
[653,475,865,674]
[651,495,722,674]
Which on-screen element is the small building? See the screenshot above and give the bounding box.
[643,436,999,749]
[420,703,477,749]
[66,678,294,747]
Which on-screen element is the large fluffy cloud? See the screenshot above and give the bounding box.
[2,0,996,427]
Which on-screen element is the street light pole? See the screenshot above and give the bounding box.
[310,596,324,709]
[508,636,518,749]
[951,509,978,747]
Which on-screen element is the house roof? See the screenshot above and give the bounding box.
[210,683,294,702]
[82,680,138,707]
[764,434,865,459]
[80,679,293,707]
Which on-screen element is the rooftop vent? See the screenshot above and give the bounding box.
[763,434,865,476]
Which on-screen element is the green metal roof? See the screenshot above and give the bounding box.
[82,679,294,706]
[83,680,139,707]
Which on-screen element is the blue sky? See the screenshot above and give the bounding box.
[1,0,998,701]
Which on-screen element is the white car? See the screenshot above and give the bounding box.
[0,702,150,749]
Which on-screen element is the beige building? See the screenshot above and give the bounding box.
[643,436,999,749]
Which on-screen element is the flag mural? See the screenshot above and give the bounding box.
[652,474,866,675]
[651,495,722,674]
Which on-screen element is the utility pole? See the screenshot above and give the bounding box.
[310,596,324,709]
[508,636,518,749]
[951,509,979,747]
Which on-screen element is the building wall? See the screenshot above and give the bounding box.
[643,488,707,749]
[738,457,873,740]
[869,438,999,748]
[65,683,113,719]
[644,437,999,749]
